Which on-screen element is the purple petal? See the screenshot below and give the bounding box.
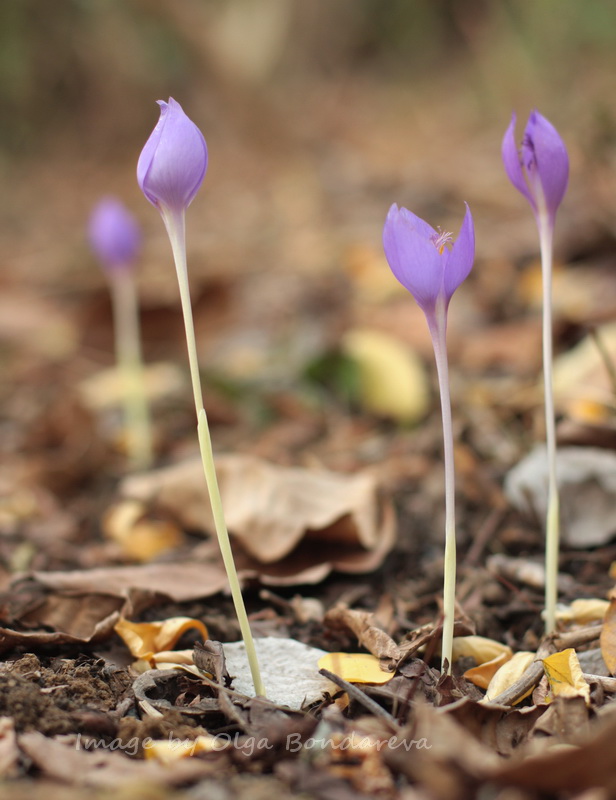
[383,204,443,313]
[88,197,141,271]
[502,113,536,212]
[442,203,474,302]
[137,98,208,213]
[525,110,569,219]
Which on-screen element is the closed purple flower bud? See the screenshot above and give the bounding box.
[88,197,141,271]
[137,97,208,214]
[383,204,475,316]
[502,110,569,224]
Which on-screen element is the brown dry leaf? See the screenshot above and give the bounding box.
[102,500,185,562]
[0,717,20,778]
[483,651,536,704]
[490,707,616,794]
[122,454,394,566]
[318,653,395,685]
[17,730,221,788]
[542,648,591,705]
[453,636,513,690]
[600,588,616,675]
[324,606,401,664]
[114,616,208,660]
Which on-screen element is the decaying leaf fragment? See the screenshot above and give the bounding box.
[114,616,208,661]
[542,648,591,705]
[600,588,616,676]
[144,735,226,764]
[103,499,185,562]
[317,652,395,685]
[556,598,609,625]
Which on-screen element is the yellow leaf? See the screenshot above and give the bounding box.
[114,617,208,661]
[600,589,616,675]
[542,648,590,705]
[318,652,395,685]
[453,636,513,690]
[144,735,226,764]
[341,328,430,424]
[452,636,512,665]
[103,500,185,562]
[483,651,536,704]
[556,598,609,625]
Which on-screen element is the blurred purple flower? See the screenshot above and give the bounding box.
[88,197,141,272]
[502,110,569,224]
[382,204,475,318]
[137,98,208,215]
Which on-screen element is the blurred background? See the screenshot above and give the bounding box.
[1,0,616,487]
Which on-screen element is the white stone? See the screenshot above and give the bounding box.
[222,637,337,709]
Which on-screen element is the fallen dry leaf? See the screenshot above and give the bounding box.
[324,606,401,664]
[317,653,395,685]
[102,500,185,562]
[121,454,395,565]
[341,327,430,423]
[600,588,616,675]
[483,651,536,704]
[556,598,609,625]
[542,648,591,705]
[144,735,226,764]
[114,616,208,660]
[453,636,513,690]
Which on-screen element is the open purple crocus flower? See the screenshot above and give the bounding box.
[502,110,568,226]
[383,203,474,673]
[88,197,141,272]
[383,203,475,322]
[137,98,208,218]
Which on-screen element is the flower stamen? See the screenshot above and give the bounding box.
[432,228,454,254]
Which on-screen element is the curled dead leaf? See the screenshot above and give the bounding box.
[317,653,395,685]
[114,616,208,661]
[600,589,616,676]
[122,454,395,568]
[542,648,591,705]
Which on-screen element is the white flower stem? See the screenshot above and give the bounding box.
[162,208,265,697]
[109,269,153,470]
[428,301,456,674]
[538,215,559,634]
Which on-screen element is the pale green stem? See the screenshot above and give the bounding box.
[109,268,153,470]
[161,207,265,697]
[538,214,559,634]
[428,299,456,674]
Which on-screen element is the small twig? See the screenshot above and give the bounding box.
[464,508,506,567]
[583,673,616,693]
[487,658,546,707]
[319,668,398,729]
[556,623,603,649]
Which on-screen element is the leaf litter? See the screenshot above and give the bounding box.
[2,47,616,800]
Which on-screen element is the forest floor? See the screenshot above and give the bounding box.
[1,73,616,799]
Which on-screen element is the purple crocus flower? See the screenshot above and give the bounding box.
[137,97,208,216]
[502,110,569,225]
[382,203,474,674]
[383,203,475,321]
[88,197,141,272]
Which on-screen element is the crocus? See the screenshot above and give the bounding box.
[88,197,151,470]
[137,98,208,218]
[137,98,264,697]
[383,204,475,673]
[88,197,141,272]
[502,111,569,634]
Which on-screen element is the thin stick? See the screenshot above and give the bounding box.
[428,302,456,675]
[319,668,399,728]
[109,269,153,470]
[163,210,265,698]
[538,216,560,634]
